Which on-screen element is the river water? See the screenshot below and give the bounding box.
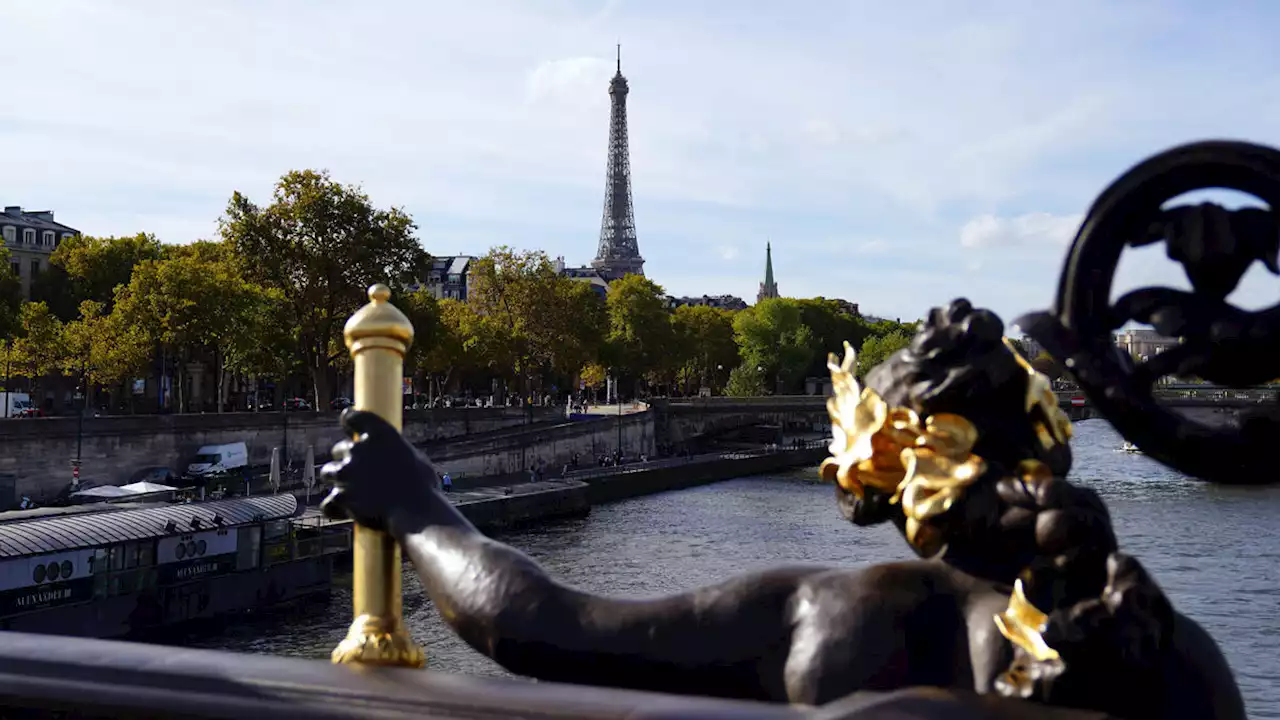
[172,420,1280,717]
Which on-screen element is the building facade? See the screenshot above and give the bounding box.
[666,295,748,311]
[415,255,477,301]
[554,258,610,300]
[1114,328,1180,360]
[1,207,79,299]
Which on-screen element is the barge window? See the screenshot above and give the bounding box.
[89,548,108,575]
[120,541,158,568]
[265,520,289,540]
[236,527,261,571]
[110,546,126,571]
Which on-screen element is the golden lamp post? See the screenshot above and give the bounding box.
[331,284,426,668]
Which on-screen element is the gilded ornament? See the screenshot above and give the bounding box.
[820,342,988,553]
[1002,337,1073,450]
[993,579,1063,664]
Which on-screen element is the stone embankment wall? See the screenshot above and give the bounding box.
[454,481,592,531]
[334,447,826,536]
[429,413,657,481]
[0,408,561,500]
[576,447,827,505]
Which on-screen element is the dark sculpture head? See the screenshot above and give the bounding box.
[824,298,1082,574]
[867,298,1073,478]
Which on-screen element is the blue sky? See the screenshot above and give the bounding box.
[2,0,1278,324]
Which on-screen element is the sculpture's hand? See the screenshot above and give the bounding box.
[320,409,439,538]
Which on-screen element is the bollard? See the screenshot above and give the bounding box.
[331,284,425,668]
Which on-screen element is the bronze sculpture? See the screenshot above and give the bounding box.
[321,139,1279,718]
[320,298,1242,719]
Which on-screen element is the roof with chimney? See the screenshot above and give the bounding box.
[0,206,79,235]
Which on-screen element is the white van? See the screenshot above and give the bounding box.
[186,442,250,478]
[0,393,34,418]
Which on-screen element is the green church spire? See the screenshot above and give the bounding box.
[757,242,779,303]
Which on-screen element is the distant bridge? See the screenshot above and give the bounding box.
[653,390,1274,439]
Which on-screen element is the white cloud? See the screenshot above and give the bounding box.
[856,239,890,255]
[959,212,1084,249]
[528,57,613,107]
[715,244,740,261]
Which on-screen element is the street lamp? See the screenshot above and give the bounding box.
[73,384,84,489]
[715,364,723,396]
[609,368,622,461]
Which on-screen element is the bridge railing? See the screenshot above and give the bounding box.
[0,630,807,720]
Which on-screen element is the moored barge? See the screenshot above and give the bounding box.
[0,494,349,638]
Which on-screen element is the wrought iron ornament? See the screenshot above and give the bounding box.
[1016,140,1280,484]
[591,45,645,280]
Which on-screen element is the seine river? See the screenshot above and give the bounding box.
[172,420,1280,717]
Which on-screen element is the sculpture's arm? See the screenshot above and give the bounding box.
[322,410,820,700]
[403,523,820,698]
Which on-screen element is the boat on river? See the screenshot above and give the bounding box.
[1118,441,1143,454]
[0,494,349,639]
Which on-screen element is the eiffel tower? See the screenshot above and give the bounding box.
[592,45,645,280]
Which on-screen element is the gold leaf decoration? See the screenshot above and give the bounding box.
[820,341,987,554]
[1002,337,1074,450]
[994,579,1063,664]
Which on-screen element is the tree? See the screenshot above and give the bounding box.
[221,284,299,407]
[35,233,165,319]
[468,247,601,399]
[220,169,429,409]
[0,248,21,340]
[604,274,672,387]
[397,288,442,398]
[11,302,65,406]
[733,299,814,394]
[417,298,511,401]
[857,331,912,377]
[579,362,607,401]
[795,298,863,381]
[113,244,274,412]
[545,278,607,384]
[725,364,767,397]
[61,300,151,404]
[671,304,738,395]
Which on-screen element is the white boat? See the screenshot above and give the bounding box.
[1119,441,1143,454]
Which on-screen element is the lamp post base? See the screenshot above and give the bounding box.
[331,614,426,668]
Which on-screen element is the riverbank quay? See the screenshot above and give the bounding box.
[0,406,564,502]
[299,479,593,535]
[566,445,828,504]
[305,445,828,538]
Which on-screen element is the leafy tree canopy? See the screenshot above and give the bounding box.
[219,169,429,408]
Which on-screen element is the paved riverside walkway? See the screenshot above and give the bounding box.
[581,402,647,415]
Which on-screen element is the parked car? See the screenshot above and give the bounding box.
[283,398,312,412]
[330,397,352,411]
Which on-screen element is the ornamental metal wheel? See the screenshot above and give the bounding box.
[1016,140,1280,484]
